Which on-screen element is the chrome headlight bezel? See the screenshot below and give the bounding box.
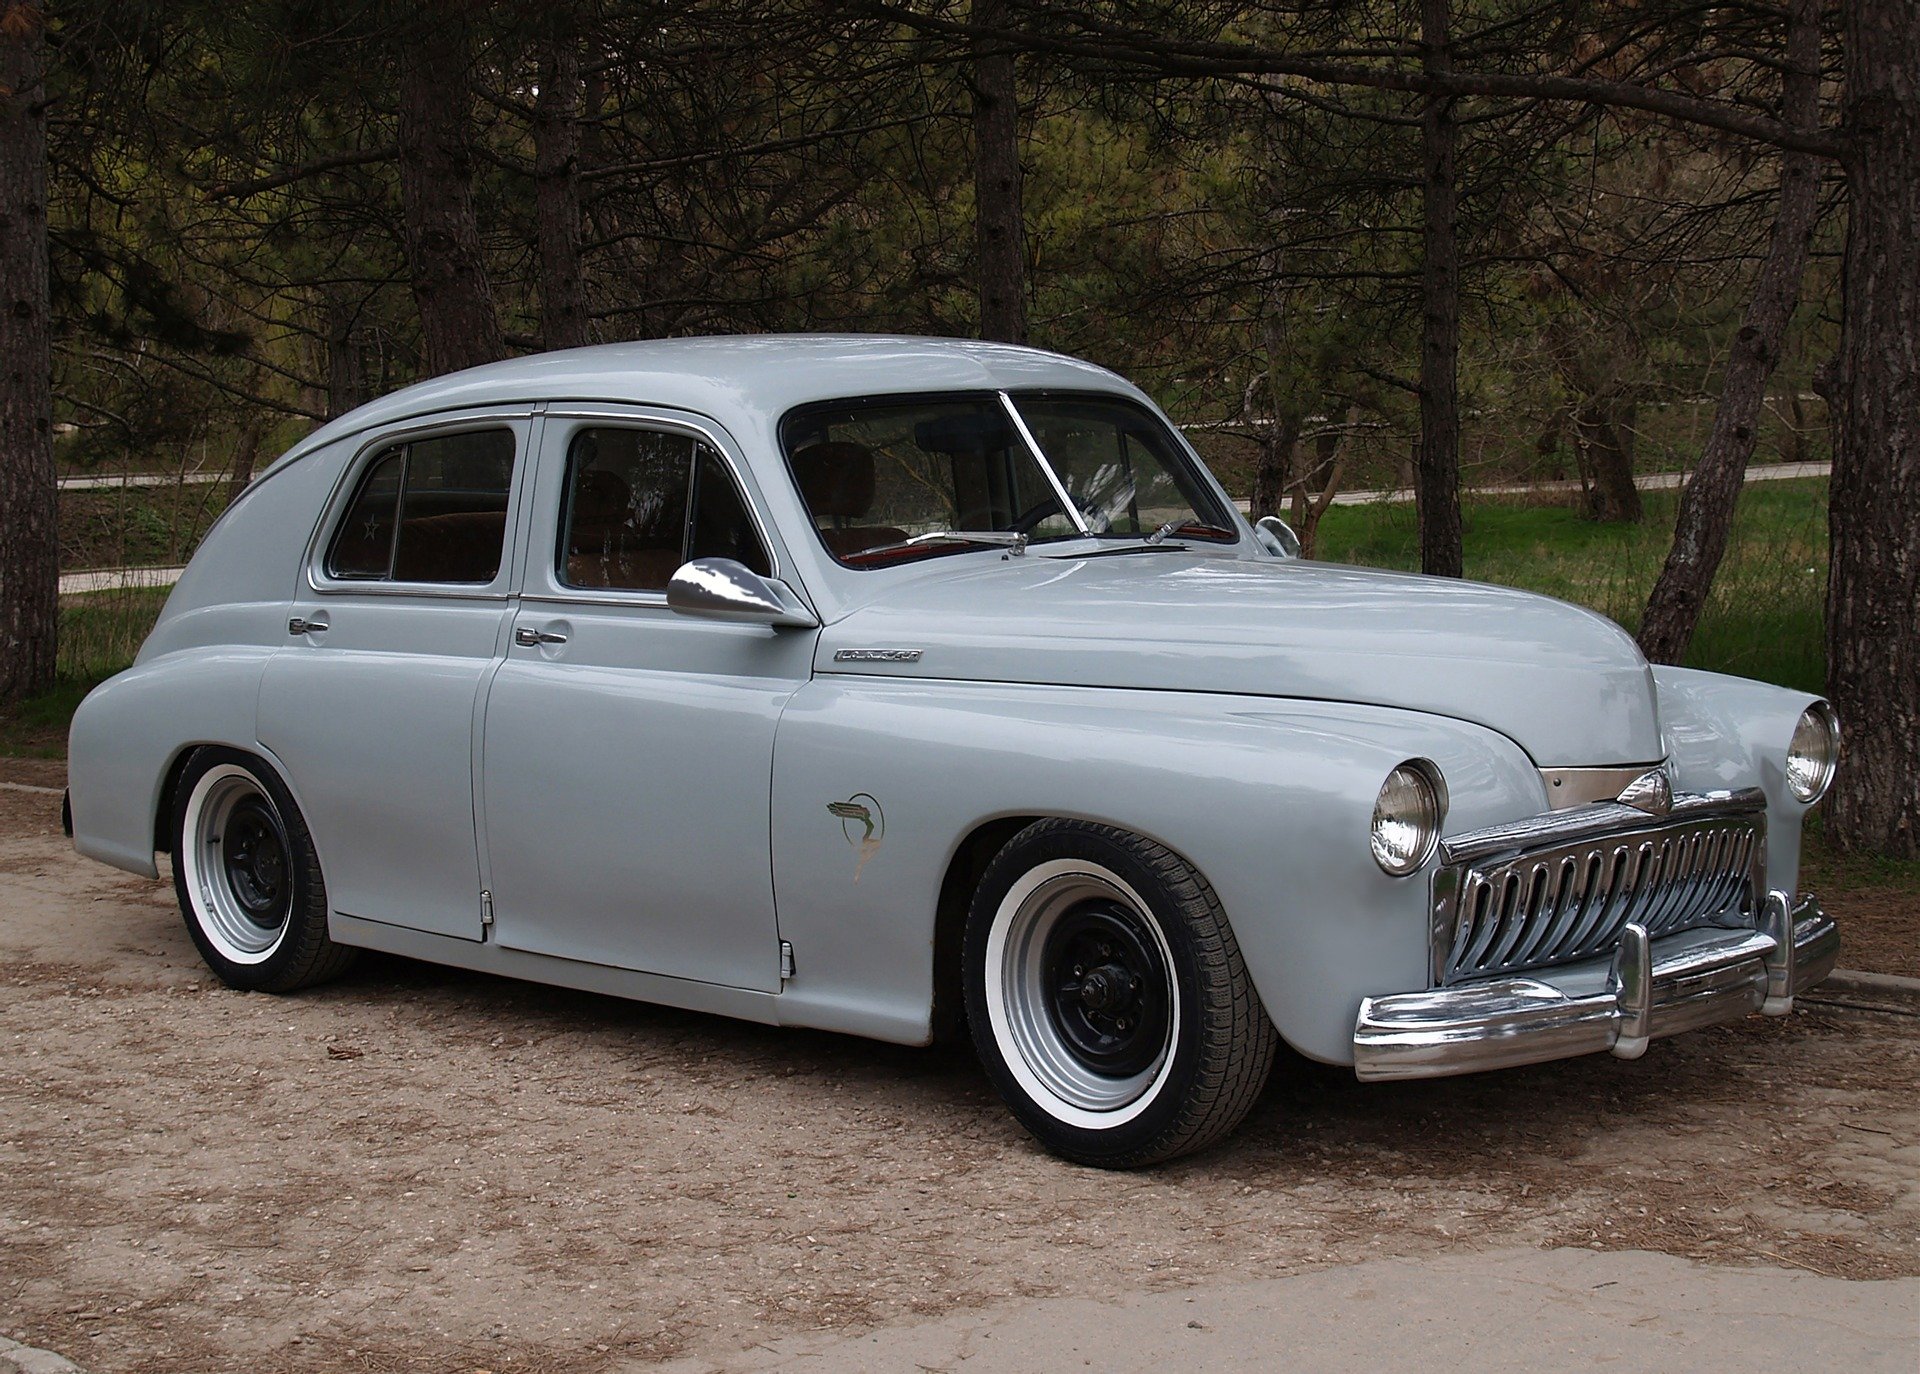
[1371,759,1447,876]
[1785,700,1841,803]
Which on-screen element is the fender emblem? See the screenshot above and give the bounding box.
[834,648,923,663]
[1617,768,1674,816]
[827,794,885,882]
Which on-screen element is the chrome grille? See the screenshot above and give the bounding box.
[1431,791,1768,985]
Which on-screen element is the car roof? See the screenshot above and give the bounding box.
[263,334,1136,476]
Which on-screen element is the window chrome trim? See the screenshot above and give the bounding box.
[997,391,1091,536]
[537,407,785,593]
[303,408,540,602]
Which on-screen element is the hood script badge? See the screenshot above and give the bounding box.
[833,648,923,663]
[828,794,885,881]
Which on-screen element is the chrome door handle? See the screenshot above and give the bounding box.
[514,626,568,647]
[289,613,329,636]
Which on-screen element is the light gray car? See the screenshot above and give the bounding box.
[65,335,1842,1167]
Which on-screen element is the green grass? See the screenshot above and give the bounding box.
[1314,477,1828,692]
[60,587,172,682]
[0,679,95,758]
[0,590,171,758]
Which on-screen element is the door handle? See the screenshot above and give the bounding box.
[288,613,329,637]
[514,626,568,647]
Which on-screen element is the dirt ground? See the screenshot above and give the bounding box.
[2,763,1917,1374]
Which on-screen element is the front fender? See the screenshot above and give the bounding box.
[769,680,1548,1063]
[1655,665,1828,897]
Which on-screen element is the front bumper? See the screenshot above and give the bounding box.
[1353,890,1838,1082]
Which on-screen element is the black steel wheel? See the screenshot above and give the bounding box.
[170,747,356,992]
[963,819,1278,1168]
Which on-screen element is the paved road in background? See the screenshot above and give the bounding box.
[55,460,1831,597]
[56,471,224,492]
[1233,458,1830,513]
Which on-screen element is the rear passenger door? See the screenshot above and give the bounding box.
[259,411,538,942]
[480,407,816,991]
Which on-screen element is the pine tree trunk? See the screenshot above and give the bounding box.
[1416,0,1464,577]
[323,294,371,419]
[1576,395,1644,523]
[1825,0,1920,856]
[1638,0,1821,663]
[396,17,505,376]
[0,3,56,703]
[224,398,269,509]
[535,21,589,352]
[971,0,1027,344]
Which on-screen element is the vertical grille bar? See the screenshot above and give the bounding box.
[1436,809,1764,983]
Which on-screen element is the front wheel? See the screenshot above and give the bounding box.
[170,747,356,992]
[963,820,1278,1168]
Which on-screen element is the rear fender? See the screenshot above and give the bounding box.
[67,649,273,876]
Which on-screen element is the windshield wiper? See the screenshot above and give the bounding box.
[843,530,1028,563]
[1148,519,1236,544]
[907,529,1027,552]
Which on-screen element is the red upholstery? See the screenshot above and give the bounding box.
[391,511,508,583]
[792,440,908,558]
[563,467,686,590]
[792,441,877,519]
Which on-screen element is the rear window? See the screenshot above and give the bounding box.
[326,429,517,584]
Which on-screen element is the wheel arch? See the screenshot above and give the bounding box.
[930,815,1039,1043]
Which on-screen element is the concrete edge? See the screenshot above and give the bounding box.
[1808,968,1920,1010]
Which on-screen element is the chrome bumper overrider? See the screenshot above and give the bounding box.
[1353,891,1838,1082]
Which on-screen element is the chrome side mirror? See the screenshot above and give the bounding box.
[667,557,818,628]
[1254,515,1302,559]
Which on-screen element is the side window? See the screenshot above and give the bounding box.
[559,427,771,591]
[325,429,517,583]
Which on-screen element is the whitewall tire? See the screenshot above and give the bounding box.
[963,820,1278,1168]
[170,747,355,992]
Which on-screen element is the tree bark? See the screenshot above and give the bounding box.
[534,19,590,352]
[0,2,56,703]
[1638,0,1821,663]
[1825,0,1920,856]
[971,0,1027,344]
[1291,409,1356,559]
[1250,414,1299,522]
[1575,395,1644,523]
[1416,0,1464,577]
[323,293,372,420]
[224,409,269,508]
[396,16,505,376]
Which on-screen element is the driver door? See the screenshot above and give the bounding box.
[479,409,816,991]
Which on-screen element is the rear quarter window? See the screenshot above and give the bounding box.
[325,429,517,584]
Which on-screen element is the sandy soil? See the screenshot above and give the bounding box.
[1,768,1916,1374]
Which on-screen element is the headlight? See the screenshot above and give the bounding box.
[1785,701,1840,803]
[1371,761,1446,875]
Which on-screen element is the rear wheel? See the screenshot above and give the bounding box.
[963,819,1277,1168]
[170,747,355,992]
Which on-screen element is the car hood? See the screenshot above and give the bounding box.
[813,551,1661,767]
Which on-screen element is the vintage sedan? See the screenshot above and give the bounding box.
[66,335,1842,1167]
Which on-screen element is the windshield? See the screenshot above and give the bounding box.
[780,391,1236,568]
